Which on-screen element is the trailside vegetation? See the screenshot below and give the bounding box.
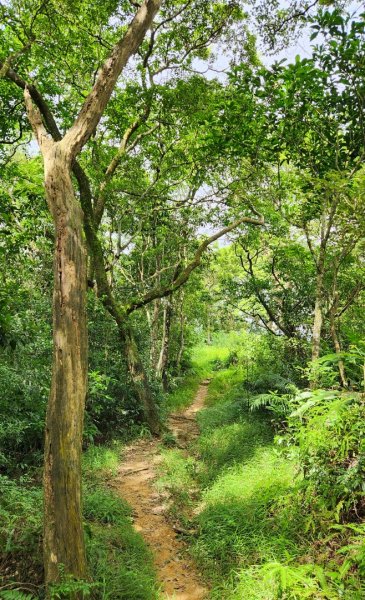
[0,1,364,598]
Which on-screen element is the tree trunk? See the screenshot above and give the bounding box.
[329,301,347,388]
[156,298,173,392]
[310,256,326,389]
[43,150,88,587]
[119,322,161,434]
[311,293,323,364]
[149,299,160,371]
[311,250,326,365]
[22,2,161,591]
[176,294,185,373]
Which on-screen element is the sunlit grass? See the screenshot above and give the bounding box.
[83,442,123,479]
[166,337,233,412]
[191,342,230,375]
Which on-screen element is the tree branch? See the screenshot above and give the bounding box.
[238,243,294,338]
[63,0,161,159]
[23,86,53,153]
[94,113,158,226]
[126,213,265,314]
[1,63,62,141]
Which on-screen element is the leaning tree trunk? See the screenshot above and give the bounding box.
[119,322,161,434]
[43,151,88,586]
[80,193,161,434]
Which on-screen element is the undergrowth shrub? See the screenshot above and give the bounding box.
[288,390,365,521]
[0,476,42,555]
[244,373,294,395]
[0,363,48,472]
[0,476,43,592]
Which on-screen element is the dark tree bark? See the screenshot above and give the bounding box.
[120,323,161,432]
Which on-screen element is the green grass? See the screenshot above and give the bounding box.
[85,500,158,600]
[83,442,123,479]
[82,443,159,599]
[190,364,300,588]
[165,370,202,412]
[192,343,231,374]
[159,342,307,599]
[165,342,231,413]
[0,442,159,599]
[192,448,298,576]
[156,449,198,516]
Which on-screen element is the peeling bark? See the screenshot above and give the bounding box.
[42,147,88,586]
[22,1,161,592]
[311,270,324,365]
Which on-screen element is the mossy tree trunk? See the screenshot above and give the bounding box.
[42,147,88,586]
[23,1,161,591]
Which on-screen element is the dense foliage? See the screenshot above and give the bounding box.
[0,0,364,598]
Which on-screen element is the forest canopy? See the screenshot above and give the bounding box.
[0,1,365,598]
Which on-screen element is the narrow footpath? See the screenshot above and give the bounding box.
[113,381,211,599]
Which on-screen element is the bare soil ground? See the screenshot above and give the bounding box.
[113,381,211,599]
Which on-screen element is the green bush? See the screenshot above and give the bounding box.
[0,476,42,555]
[288,389,365,520]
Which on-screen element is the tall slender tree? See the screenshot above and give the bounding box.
[3,0,161,589]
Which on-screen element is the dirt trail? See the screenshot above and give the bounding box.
[113,381,210,599]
